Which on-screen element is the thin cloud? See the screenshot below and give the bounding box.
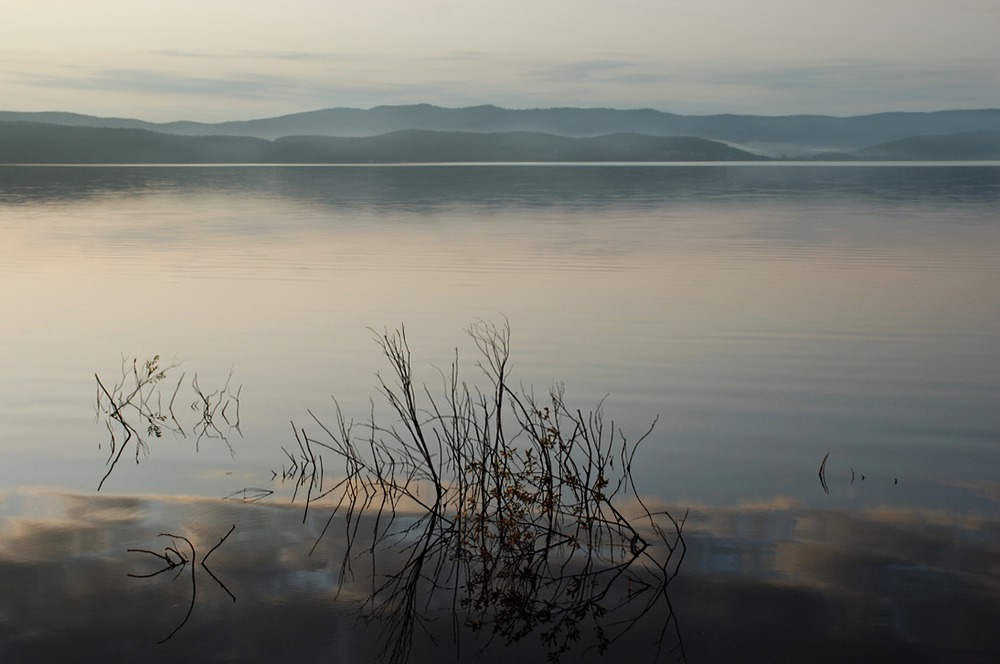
[522,58,674,90]
[425,51,492,62]
[148,49,369,63]
[611,73,675,85]
[25,69,301,100]
[706,58,1000,93]
[706,60,882,90]
[15,64,472,118]
[148,49,215,58]
[528,58,636,82]
[684,58,1000,113]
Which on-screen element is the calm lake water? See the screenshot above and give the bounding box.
[2,163,999,661]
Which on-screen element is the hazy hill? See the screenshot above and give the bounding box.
[843,130,1000,160]
[234,106,1000,154]
[268,131,766,162]
[4,105,1000,156]
[0,122,270,163]
[0,122,766,163]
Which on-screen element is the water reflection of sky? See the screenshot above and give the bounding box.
[1,164,998,513]
[2,164,999,662]
[0,489,996,662]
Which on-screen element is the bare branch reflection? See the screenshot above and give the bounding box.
[127,524,237,643]
[283,322,687,663]
[94,356,242,490]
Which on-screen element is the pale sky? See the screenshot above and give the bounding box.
[2,0,998,121]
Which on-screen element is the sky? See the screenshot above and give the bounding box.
[2,0,999,122]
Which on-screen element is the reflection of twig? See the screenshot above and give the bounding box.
[285,322,687,663]
[823,456,895,492]
[95,356,176,490]
[191,368,240,456]
[127,525,236,643]
[223,487,274,503]
[271,421,334,524]
[94,356,242,490]
[202,524,237,603]
[129,533,196,644]
[819,451,830,495]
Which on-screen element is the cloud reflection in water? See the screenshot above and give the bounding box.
[1,489,997,662]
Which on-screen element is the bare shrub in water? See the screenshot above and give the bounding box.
[286,321,687,663]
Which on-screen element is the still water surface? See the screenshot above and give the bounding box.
[1,164,998,661]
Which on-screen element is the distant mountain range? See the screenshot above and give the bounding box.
[2,104,1000,162]
[827,130,1000,161]
[0,122,765,163]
